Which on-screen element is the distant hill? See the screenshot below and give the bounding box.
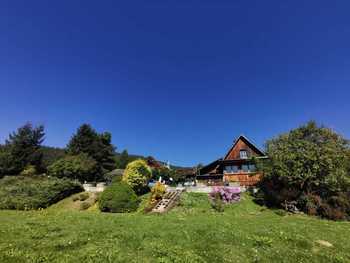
[41,146,191,171]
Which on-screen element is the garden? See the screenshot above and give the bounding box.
[0,121,350,262]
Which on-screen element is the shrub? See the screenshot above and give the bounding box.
[0,176,83,210]
[48,154,98,182]
[208,187,241,213]
[20,165,37,176]
[274,209,287,217]
[306,196,321,216]
[123,159,152,195]
[79,201,91,210]
[78,192,90,201]
[209,187,241,204]
[319,203,347,221]
[211,192,225,212]
[99,182,139,213]
[257,121,350,220]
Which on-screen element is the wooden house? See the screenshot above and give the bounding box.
[197,135,267,186]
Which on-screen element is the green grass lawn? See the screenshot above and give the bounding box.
[0,193,349,263]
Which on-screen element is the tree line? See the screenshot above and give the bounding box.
[0,123,130,181]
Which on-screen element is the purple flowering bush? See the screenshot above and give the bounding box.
[209,187,241,204]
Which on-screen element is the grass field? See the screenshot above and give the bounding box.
[0,193,349,263]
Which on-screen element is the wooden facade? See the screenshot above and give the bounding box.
[197,135,267,186]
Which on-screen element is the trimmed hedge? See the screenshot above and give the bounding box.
[0,176,83,210]
[99,182,139,213]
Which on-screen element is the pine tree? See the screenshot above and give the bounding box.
[67,124,116,180]
[117,150,130,169]
[2,123,45,175]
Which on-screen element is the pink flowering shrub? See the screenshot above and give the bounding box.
[209,187,241,204]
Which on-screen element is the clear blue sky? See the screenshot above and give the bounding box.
[1,0,350,166]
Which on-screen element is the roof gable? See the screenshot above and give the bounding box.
[224,135,265,160]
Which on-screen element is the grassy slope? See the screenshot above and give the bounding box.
[0,193,349,263]
[47,192,99,212]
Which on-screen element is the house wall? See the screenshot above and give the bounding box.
[224,172,262,186]
[225,139,260,160]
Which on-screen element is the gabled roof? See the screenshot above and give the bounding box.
[199,158,222,175]
[223,135,266,160]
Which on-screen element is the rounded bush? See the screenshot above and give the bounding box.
[80,201,91,210]
[122,159,152,194]
[78,192,90,201]
[99,182,139,213]
[48,154,98,182]
[20,165,37,176]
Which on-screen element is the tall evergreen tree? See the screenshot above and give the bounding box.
[67,124,116,179]
[117,150,130,169]
[97,132,116,173]
[1,123,45,175]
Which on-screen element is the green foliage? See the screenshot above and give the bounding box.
[102,169,124,184]
[0,123,45,176]
[0,146,11,178]
[41,146,66,171]
[274,209,287,217]
[78,192,90,201]
[67,124,116,180]
[0,176,82,210]
[47,154,98,182]
[99,182,139,213]
[123,159,152,194]
[79,201,91,210]
[19,165,37,176]
[115,150,130,169]
[210,192,225,212]
[152,166,176,182]
[258,121,350,220]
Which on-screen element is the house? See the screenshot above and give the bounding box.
[197,135,267,186]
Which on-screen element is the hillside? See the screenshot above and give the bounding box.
[0,193,349,262]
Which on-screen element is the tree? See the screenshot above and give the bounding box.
[0,123,45,175]
[257,121,350,219]
[152,166,175,182]
[0,146,12,178]
[41,146,66,171]
[116,150,130,169]
[122,159,152,194]
[67,124,116,179]
[48,154,98,182]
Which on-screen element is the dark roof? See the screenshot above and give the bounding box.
[223,135,266,160]
[199,158,222,175]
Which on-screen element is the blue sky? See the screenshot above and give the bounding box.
[1,0,350,166]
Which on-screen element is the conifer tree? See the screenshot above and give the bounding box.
[67,124,116,179]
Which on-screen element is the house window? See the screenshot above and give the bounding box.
[224,165,239,174]
[232,165,239,173]
[240,150,248,159]
[249,164,256,172]
[242,164,249,172]
[224,166,231,173]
